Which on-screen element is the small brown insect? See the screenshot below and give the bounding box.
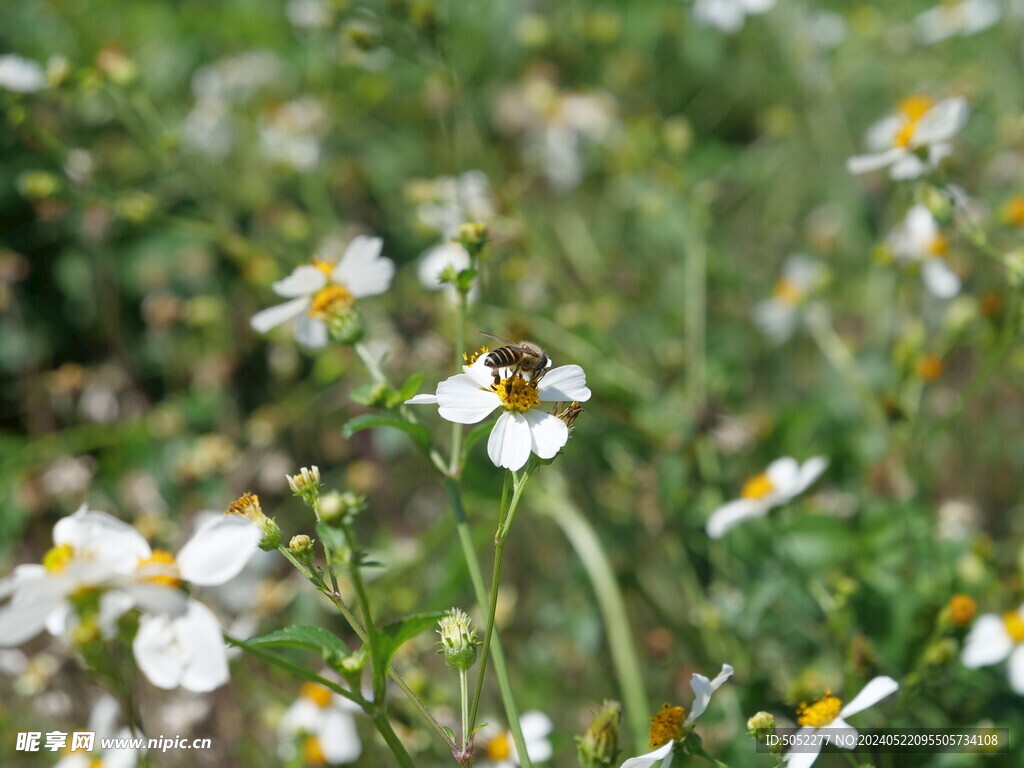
[479,332,550,385]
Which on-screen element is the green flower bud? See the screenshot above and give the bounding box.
[577,700,622,768]
[327,308,365,345]
[317,490,366,526]
[287,466,322,507]
[436,608,480,672]
[289,534,314,562]
[226,492,281,550]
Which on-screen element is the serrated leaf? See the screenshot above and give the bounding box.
[241,625,349,659]
[342,413,432,453]
[372,612,444,681]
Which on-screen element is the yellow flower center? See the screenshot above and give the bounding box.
[90,759,104,768]
[300,681,334,708]
[137,550,181,587]
[916,354,944,382]
[303,735,326,766]
[43,543,75,573]
[309,285,354,320]
[893,95,935,149]
[493,374,541,413]
[486,732,512,761]
[927,234,949,258]
[312,260,334,277]
[947,594,976,627]
[1003,611,1024,643]
[741,472,775,500]
[773,278,803,307]
[796,691,843,728]
[1003,195,1024,227]
[648,703,685,749]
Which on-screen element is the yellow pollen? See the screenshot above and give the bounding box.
[137,550,181,587]
[43,543,75,573]
[1003,611,1024,643]
[1002,195,1024,227]
[300,681,334,708]
[312,260,334,277]
[648,703,685,749]
[741,472,775,500]
[927,234,950,257]
[947,594,976,627]
[796,691,842,728]
[303,735,326,766]
[227,492,263,521]
[464,346,489,366]
[898,95,936,122]
[486,732,512,761]
[772,278,803,307]
[493,374,541,413]
[308,284,354,320]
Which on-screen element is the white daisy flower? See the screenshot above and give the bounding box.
[55,695,141,768]
[416,170,495,239]
[0,54,46,93]
[619,664,734,768]
[417,240,475,298]
[407,354,592,471]
[752,255,827,344]
[783,676,899,768]
[887,204,961,299]
[279,680,362,765]
[692,0,775,33]
[250,236,394,348]
[962,605,1024,693]
[847,96,969,180]
[914,0,1001,45]
[259,97,328,171]
[476,710,553,768]
[707,457,828,539]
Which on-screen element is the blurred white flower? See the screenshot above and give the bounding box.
[915,0,1001,45]
[783,677,899,768]
[280,681,362,765]
[259,97,327,171]
[752,255,827,344]
[847,96,969,179]
[181,99,234,158]
[55,695,140,768]
[286,0,334,29]
[887,204,961,298]
[692,0,775,33]
[707,457,828,538]
[476,710,553,768]
[962,606,1024,693]
[619,664,734,768]
[0,54,46,93]
[417,240,474,296]
[251,236,393,348]
[191,50,287,104]
[407,354,591,471]
[416,170,495,239]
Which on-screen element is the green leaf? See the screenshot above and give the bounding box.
[372,612,444,682]
[342,413,432,454]
[397,372,425,403]
[442,726,456,744]
[241,625,349,658]
[315,522,349,555]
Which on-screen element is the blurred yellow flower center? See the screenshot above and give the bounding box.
[486,732,512,761]
[1002,611,1024,643]
[916,354,944,382]
[300,681,334,708]
[947,594,977,626]
[773,278,803,306]
[303,735,326,765]
[927,234,949,258]
[312,260,334,277]
[137,550,181,587]
[90,759,104,768]
[741,473,775,500]
[894,95,935,149]
[309,285,354,320]
[648,703,685,749]
[494,375,540,412]
[43,543,74,573]
[797,692,842,727]
[1004,195,1024,226]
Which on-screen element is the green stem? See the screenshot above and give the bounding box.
[354,341,387,382]
[680,210,707,408]
[459,668,470,753]
[443,479,531,767]
[371,711,417,768]
[450,292,468,476]
[342,523,382,704]
[536,472,650,752]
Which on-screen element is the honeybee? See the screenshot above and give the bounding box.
[479,332,550,384]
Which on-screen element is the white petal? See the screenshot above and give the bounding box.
[519,708,553,741]
[914,97,969,146]
[753,300,797,344]
[464,355,497,387]
[537,365,592,402]
[766,457,801,495]
[0,590,65,645]
[524,409,569,460]
[177,516,262,586]
[826,718,857,749]
[122,583,189,616]
[294,314,328,349]
[55,508,152,569]
[864,115,901,151]
[134,613,184,689]
[963,614,1013,667]
[922,260,961,299]
[792,457,829,496]
[846,148,905,175]
[706,498,768,539]
[272,265,326,298]
[251,297,311,333]
[889,154,928,180]
[177,601,230,692]
[333,236,394,298]
[685,663,734,725]
[436,374,500,424]
[1007,644,1024,695]
[405,393,439,405]
[783,728,823,768]
[318,707,362,763]
[0,55,46,93]
[619,741,673,768]
[904,205,938,253]
[839,676,899,717]
[280,698,322,735]
[487,411,532,471]
[418,242,470,289]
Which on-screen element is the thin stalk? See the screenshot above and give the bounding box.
[354,341,387,383]
[535,473,649,751]
[342,523,382,704]
[459,668,470,753]
[370,711,417,768]
[680,210,707,408]
[450,292,468,476]
[443,479,531,767]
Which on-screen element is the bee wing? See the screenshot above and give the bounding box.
[478,331,516,345]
